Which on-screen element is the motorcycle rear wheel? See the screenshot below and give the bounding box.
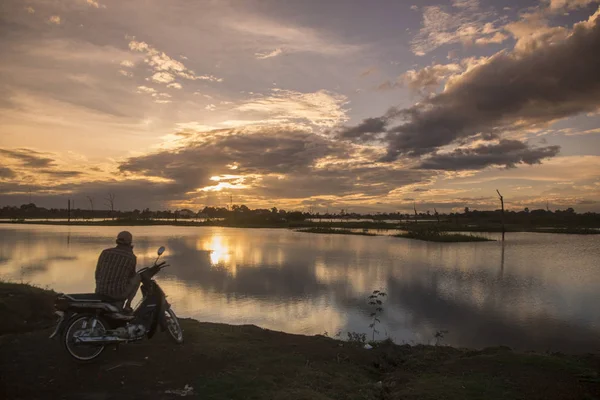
[63,315,107,362]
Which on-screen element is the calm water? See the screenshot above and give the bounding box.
[1,224,599,353]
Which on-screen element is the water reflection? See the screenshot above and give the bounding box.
[0,225,599,352]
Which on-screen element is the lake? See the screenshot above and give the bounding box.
[1,224,599,353]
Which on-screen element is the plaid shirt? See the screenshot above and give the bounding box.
[95,245,137,300]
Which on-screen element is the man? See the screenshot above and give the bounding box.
[95,231,141,312]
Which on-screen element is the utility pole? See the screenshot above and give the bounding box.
[67,199,71,223]
[413,202,418,223]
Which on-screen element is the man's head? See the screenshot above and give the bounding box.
[116,231,133,247]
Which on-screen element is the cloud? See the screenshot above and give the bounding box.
[118,126,428,201]
[136,86,156,94]
[25,6,35,14]
[548,0,599,10]
[167,82,182,89]
[410,5,419,11]
[128,39,222,84]
[419,140,560,170]
[205,104,216,111]
[48,16,61,25]
[119,127,338,191]
[237,89,348,127]
[410,1,500,55]
[39,169,83,178]
[399,63,462,93]
[564,127,600,135]
[344,9,600,160]
[226,16,360,56]
[151,72,175,83]
[337,117,390,141]
[119,70,132,77]
[0,148,56,168]
[255,48,283,59]
[86,0,102,8]
[120,60,135,68]
[475,31,509,45]
[0,167,15,179]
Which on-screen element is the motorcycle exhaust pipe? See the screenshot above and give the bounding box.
[74,336,128,345]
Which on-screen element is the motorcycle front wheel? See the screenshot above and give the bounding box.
[163,308,184,344]
[63,315,107,362]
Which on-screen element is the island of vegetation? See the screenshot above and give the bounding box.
[395,230,494,242]
[1,281,600,399]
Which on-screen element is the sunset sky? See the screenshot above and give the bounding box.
[1,0,599,213]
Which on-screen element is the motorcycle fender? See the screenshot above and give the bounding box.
[49,311,71,339]
[147,302,163,339]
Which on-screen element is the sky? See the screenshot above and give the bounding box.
[0,0,599,213]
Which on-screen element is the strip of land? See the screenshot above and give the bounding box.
[1,282,599,399]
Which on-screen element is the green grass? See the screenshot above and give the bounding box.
[395,231,494,242]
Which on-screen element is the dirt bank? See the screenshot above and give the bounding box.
[1,282,599,400]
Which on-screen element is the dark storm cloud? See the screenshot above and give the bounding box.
[419,140,561,170]
[343,11,600,160]
[0,148,56,168]
[0,167,15,179]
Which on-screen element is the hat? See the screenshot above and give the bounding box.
[116,231,133,246]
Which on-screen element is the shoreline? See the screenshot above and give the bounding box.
[1,281,600,399]
[1,219,599,235]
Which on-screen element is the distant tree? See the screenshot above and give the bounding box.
[464,207,469,214]
[271,207,278,214]
[524,207,529,213]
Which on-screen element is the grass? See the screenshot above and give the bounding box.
[1,281,600,399]
[395,231,494,242]
[296,227,377,236]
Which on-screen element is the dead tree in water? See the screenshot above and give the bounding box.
[413,203,418,223]
[496,189,505,241]
[105,193,116,220]
[434,208,440,224]
[86,196,94,220]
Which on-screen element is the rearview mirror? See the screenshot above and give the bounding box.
[157,246,165,256]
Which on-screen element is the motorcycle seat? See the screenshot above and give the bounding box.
[64,293,120,303]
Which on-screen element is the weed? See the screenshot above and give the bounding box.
[368,290,387,342]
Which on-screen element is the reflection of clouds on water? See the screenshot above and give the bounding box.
[383,273,600,353]
[1,225,599,352]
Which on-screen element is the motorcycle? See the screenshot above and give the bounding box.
[49,246,183,362]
